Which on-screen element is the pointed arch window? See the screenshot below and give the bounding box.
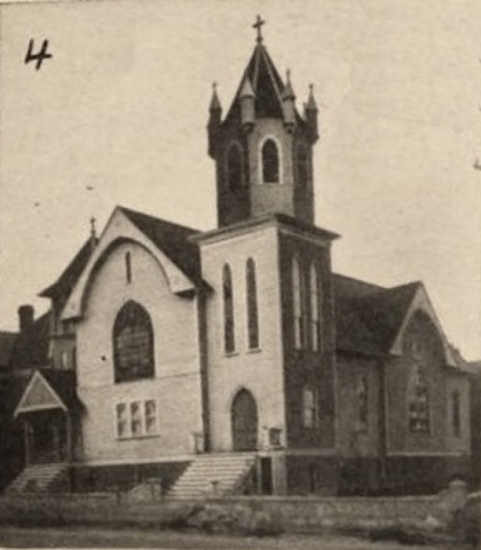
[246,258,259,350]
[226,143,244,191]
[113,301,154,383]
[309,262,320,351]
[262,139,280,183]
[408,364,429,433]
[223,264,235,354]
[292,256,305,349]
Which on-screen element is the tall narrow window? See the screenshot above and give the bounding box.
[309,262,320,351]
[246,258,259,349]
[292,256,304,349]
[452,389,461,437]
[223,264,235,354]
[302,387,318,428]
[125,251,132,284]
[226,143,243,191]
[262,139,280,183]
[357,376,369,431]
[408,364,429,433]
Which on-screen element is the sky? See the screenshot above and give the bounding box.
[0,0,480,360]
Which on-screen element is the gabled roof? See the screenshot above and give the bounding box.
[225,42,303,123]
[39,237,98,299]
[119,207,205,287]
[333,274,421,356]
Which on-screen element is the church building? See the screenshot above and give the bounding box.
[0,20,472,497]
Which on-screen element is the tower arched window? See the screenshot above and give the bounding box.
[246,258,259,350]
[223,264,235,354]
[262,139,280,183]
[297,144,309,189]
[113,301,154,383]
[226,143,243,191]
[292,256,305,349]
[309,262,320,351]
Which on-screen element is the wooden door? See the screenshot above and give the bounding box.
[231,389,258,451]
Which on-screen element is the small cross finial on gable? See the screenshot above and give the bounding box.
[90,216,97,240]
[253,15,265,43]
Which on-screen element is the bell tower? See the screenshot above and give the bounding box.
[207,17,320,228]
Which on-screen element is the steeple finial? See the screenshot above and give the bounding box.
[306,83,318,111]
[209,81,222,112]
[282,68,295,100]
[253,15,265,43]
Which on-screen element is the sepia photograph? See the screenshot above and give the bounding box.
[0,0,479,547]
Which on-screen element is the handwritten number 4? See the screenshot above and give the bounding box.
[25,39,52,70]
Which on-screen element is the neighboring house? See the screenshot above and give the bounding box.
[0,25,472,496]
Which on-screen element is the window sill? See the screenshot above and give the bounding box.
[224,351,240,358]
[116,434,160,441]
[247,347,262,354]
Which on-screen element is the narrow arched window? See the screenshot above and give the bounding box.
[309,262,320,351]
[452,389,461,437]
[408,364,429,433]
[226,143,243,191]
[246,258,259,350]
[113,301,154,383]
[223,264,235,354]
[292,256,304,349]
[357,376,369,431]
[297,144,309,189]
[125,252,132,284]
[262,139,280,183]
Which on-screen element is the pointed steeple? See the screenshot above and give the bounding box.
[305,84,319,142]
[209,82,222,113]
[208,82,222,158]
[306,83,317,112]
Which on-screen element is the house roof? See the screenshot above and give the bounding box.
[9,311,51,369]
[0,331,18,369]
[333,274,421,356]
[225,42,304,124]
[119,206,206,288]
[39,237,98,299]
[40,369,83,412]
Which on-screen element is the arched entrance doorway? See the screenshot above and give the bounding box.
[231,389,258,451]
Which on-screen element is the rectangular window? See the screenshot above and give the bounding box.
[303,387,319,428]
[116,403,128,439]
[115,399,158,439]
[145,400,158,436]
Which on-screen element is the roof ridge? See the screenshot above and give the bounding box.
[118,206,201,235]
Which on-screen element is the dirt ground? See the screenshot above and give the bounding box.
[0,525,472,549]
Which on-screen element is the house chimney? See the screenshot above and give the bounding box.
[18,304,34,333]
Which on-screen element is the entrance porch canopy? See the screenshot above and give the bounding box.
[13,369,81,418]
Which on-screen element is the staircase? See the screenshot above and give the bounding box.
[168,453,256,498]
[5,463,70,494]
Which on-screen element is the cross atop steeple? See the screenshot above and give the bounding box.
[90,216,97,240]
[253,15,265,43]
